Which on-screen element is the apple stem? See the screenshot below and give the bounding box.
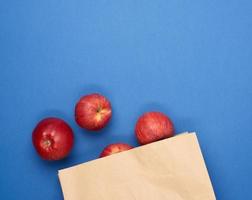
[43,139,51,148]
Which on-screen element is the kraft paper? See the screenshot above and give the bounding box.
[58,132,216,200]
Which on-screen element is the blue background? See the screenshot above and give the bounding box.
[0,0,251,199]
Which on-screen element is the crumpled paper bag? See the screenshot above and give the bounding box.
[58,132,216,200]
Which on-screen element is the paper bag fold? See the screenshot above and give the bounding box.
[59,132,216,200]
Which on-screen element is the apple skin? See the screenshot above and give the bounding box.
[75,93,112,131]
[100,143,133,158]
[135,111,174,145]
[32,117,74,160]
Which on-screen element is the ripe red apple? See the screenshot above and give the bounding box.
[75,93,112,131]
[135,111,174,145]
[32,117,74,160]
[100,143,133,158]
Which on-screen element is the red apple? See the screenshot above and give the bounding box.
[75,93,112,131]
[135,111,174,145]
[100,143,133,157]
[32,117,74,160]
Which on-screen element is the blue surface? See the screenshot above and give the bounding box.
[0,0,252,199]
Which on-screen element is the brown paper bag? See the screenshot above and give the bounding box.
[58,132,216,200]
